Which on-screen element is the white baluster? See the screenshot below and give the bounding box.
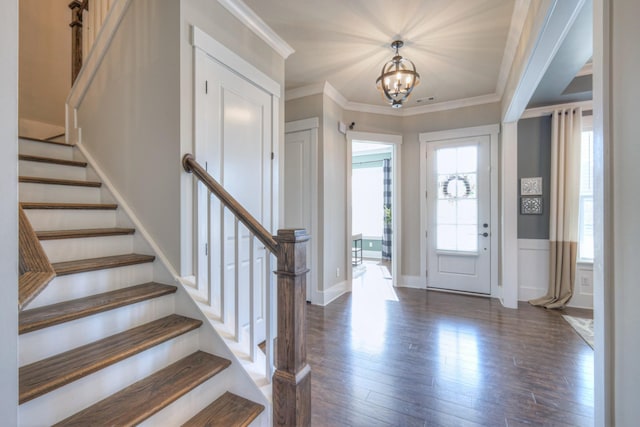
[249,234,256,362]
[219,204,225,322]
[234,218,240,342]
[265,251,275,382]
[206,191,212,306]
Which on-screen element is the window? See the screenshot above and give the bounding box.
[579,119,594,261]
[352,166,384,238]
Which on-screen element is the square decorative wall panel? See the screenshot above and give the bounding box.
[521,196,543,215]
[521,177,542,195]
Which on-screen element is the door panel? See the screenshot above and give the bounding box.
[284,129,313,301]
[427,136,491,294]
[195,49,272,339]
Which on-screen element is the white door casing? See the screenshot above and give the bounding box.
[284,118,319,304]
[420,125,499,296]
[193,27,280,344]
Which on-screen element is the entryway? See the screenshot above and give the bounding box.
[347,131,402,287]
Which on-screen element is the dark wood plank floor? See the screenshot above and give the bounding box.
[307,262,594,426]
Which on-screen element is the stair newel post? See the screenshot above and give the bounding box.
[69,0,87,84]
[273,229,311,426]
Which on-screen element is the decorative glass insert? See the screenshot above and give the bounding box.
[435,145,478,252]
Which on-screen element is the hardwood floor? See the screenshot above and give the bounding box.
[307,261,593,426]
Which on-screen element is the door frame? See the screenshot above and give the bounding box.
[346,131,402,287]
[419,124,500,297]
[284,118,320,305]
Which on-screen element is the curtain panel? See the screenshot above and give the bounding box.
[530,107,582,309]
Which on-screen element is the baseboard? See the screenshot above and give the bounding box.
[519,286,547,302]
[399,275,425,289]
[319,280,350,306]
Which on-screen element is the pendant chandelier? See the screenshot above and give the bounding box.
[376,40,421,108]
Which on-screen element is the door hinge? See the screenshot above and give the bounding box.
[205,243,208,256]
[205,161,208,171]
[425,230,428,238]
[425,269,428,277]
[425,190,428,199]
[205,80,208,94]
[271,152,275,160]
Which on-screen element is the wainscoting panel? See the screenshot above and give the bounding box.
[518,239,593,309]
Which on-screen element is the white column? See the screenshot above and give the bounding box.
[500,121,519,308]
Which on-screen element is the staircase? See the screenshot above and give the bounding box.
[17,136,265,425]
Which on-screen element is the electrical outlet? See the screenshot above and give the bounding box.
[336,268,340,278]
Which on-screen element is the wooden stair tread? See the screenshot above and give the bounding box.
[21,202,117,210]
[182,392,265,427]
[19,135,74,147]
[36,227,136,240]
[19,154,87,168]
[19,314,202,404]
[19,282,177,334]
[55,351,231,426]
[52,253,155,276]
[19,176,102,187]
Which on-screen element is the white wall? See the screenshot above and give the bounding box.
[77,0,182,270]
[19,0,70,128]
[179,0,285,276]
[0,0,19,423]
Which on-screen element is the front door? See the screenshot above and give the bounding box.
[426,136,491,294]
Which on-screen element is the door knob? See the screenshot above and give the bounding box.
[479,232,489,237]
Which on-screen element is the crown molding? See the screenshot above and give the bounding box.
[397,93,502,116]
[520,99,592,118]
[285,82,501,117]
[496,0,531,97]
[217,0,295,59]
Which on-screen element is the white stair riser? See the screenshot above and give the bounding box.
[19,182,102,204]
[41,235,134,263]
[24,209,117,231]
[140,367,237,427]
[18,331,200,426]
[19,140,74,160]
[28,263,154,309]
[20,295,175,366]
[19,160,87,181]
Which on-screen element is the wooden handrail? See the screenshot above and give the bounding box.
[18,205,55,310]
[182,154,279,254]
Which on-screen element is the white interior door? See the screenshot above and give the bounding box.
[426,136,491,294]
[195,49,273,342]
[284,129,314,302]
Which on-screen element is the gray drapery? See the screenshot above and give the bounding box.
[382,159,392,260]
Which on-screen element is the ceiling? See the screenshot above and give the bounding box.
[243,0,517,110]
[528,0,593,108]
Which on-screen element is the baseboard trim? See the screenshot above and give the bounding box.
[319,280,350,306]
[399,275,425,289]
